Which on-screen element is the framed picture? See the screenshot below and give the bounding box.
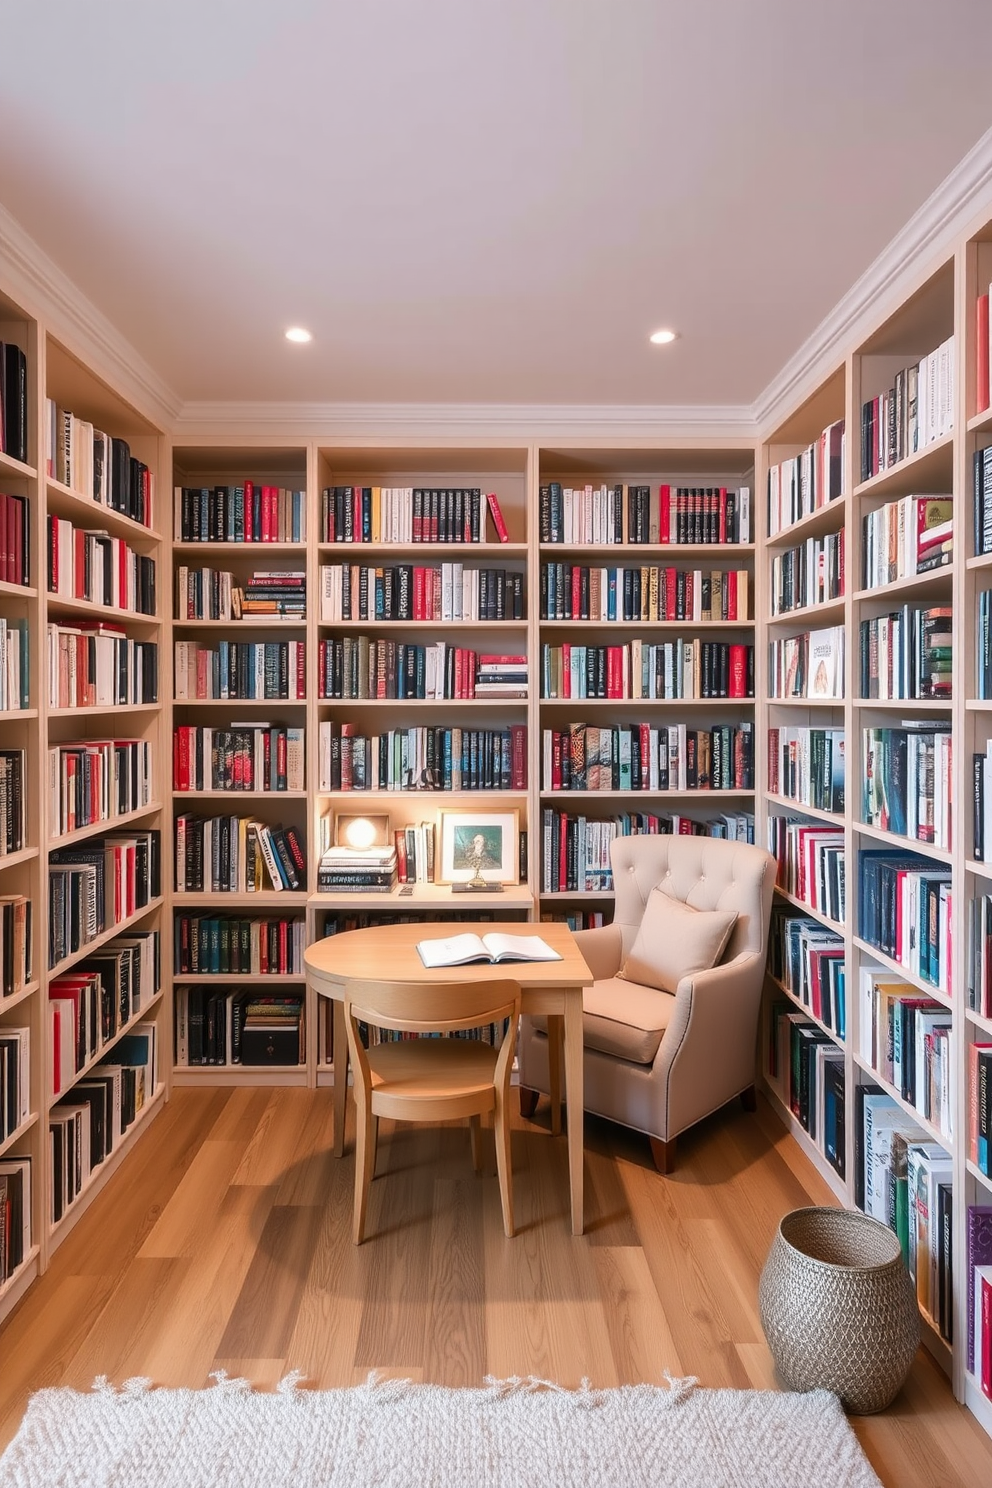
[439,809,519,886]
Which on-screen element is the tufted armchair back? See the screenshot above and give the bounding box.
[610,834,774,968]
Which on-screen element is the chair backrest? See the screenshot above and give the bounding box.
[344,977,520,1039]
[608,834,777,966]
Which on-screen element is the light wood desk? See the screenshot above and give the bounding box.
[304,920,593,1235]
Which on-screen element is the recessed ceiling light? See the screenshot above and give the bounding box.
[285,327,312,343]
[649,329,679,345]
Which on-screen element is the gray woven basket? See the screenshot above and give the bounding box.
[759,1206,920,1414]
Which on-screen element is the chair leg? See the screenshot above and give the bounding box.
[649,1135,676,1174]
[494,1090,515,1237]
[469,1113,483,1173]
[353,1096,377,1244]
[518,1086,539,1118]
[740,1084,757,1112]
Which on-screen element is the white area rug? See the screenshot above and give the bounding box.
[0,1371,882,1488]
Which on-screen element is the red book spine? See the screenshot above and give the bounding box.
[413,566,426,621]
[664,568,677,622]
[243,480,254,542]
[982,1275,992,1398]
[979,292,990,415]
[394,829,408,883]
[728,643,747,698]
[659,484,671,544]
[726,569,738,621]
[607,646,623,699]
[570,566,581,620]
[511,724,527,789]
[640,723,650,786]
[485,490,510,543]
[559,809,568,888]
[718,487,728,544]
[550,730,562,790]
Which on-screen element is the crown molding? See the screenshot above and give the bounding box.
[0,202,182,430]
[754,125,992,437]
[172,399,758,444]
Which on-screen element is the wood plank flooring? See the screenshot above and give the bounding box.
[1,1086,991,1485]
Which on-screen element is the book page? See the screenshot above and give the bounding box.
[481,933,561,962]
[416,934,489,968]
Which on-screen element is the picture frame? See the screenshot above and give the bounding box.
[439,808,519,887]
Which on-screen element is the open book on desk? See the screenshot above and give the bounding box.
[416,932,562,969]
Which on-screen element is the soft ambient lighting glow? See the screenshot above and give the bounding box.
[649,328,679,345]
[285,327,312,343]
[343,816,378,850]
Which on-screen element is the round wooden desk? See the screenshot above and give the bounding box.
[304,920,593,1235]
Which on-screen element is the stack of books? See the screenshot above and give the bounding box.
[235,571,306,618]
[316,845,398,894]
[473,653,528,697]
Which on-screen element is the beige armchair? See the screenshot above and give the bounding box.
[518,834,777,1172]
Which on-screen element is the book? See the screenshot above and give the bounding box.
[416,932,561,968]
[485,491,510,543]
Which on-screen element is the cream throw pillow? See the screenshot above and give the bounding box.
[620,888,737,993]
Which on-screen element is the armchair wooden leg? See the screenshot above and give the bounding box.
[649,1135,676,1174]
[518,1086,539,1118]
[353,1096,377,1244]
[740,1085,757,1112]
[469,1113,483,1173]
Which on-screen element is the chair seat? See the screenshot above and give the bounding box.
[531,977,676,1065]
[368,1036,500,1102]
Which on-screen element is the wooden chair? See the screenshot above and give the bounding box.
[342,977,521,1243]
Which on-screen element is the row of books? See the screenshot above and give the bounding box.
[767,817,846,925]
[175,990,305,1067]
[50,1021,157,1224]
[49,930,160,1096]
[864,724,952,850]
[48,738,152,838]
[175,567,305,621]
[0,893,31,996]
[769,528,844,616]
[967,1206,992,1394]
[767,907,846,1038]
[319,562,524,622]
[768,625,844,700]
[540,564,750,623]
[317,638,528,701]
[766,418,845,537]
[0,344,27,464]
[858,968,952,1139]
[967,893,992,1019]
[173,913,306,976]
[858,849,951,996]
[317,722,528,794]
[0,749,25,856]
[540,640,751,703]
[767,726,845,814]
[321,485,505,545]
[767,1004,845,1176]
[173,639,306,702]
[0,1025,28,1142]
[976,589,992,701]
[538,810,751,892]
[48,519,157,615]
[173,484,306,544]
[0,491,29,585]
[539,482,751,546]
[862,494,952,589]
[45,402,154,529]
[0,618,28,711]
[860,337,955,483]
[543,722,754,794]
[859,606,952,700]
[172,725,305,794]
[47,622,158,709]
[174,816,306,894]
[855,1086,952,1341]
[48,830,161,969]
[0,1156,29,1284]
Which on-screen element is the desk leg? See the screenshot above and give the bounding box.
[546,1014,563,1137]
[333,999,349,1157]
[563,989,584,1235]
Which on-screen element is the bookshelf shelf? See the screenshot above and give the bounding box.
[47,1084,167,1248]
[45,594,159,626]
[0,1113,39,1162]
[852,433,954,499]
[45,477,161,541]
[0,579,35,600]
[47,895,165,981]
[0,450,36,480]
[46,987,165,1109]
[48,800,163,851]
[0,979,40,1013]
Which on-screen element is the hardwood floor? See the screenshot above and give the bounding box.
[1,1086,990,1485]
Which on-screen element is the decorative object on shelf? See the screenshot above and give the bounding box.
[440,809,519,892]
[759,1206,919,1414]
[335,812,390,850]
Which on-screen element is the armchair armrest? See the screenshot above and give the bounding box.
[652,949,766,1137]
[573,923,624,981]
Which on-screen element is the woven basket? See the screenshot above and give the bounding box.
[758,1206,920,1414]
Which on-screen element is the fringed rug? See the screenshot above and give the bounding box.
[0,1371,882,1488]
